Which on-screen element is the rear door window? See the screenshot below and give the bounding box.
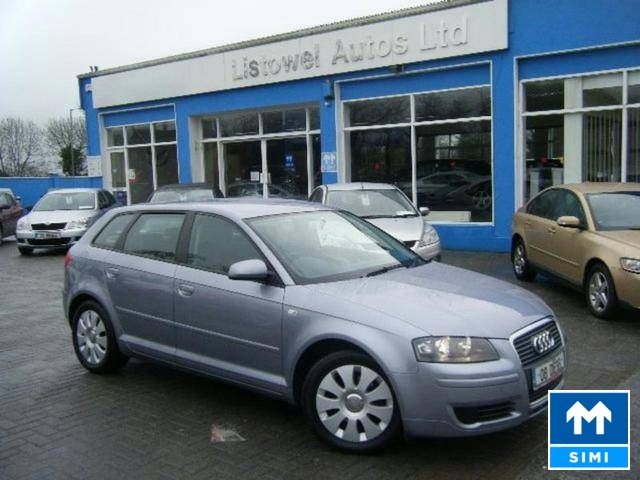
[123,213,185,261]
[527,189,559,220]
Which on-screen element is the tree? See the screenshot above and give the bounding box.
[45,116,87,175]
[0,117,44,176]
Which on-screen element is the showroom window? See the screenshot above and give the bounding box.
[521,69,640,201]
[105,120,178,204]
[344,86,493,223]
[200,106,321,199]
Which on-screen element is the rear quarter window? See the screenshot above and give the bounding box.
[92,214,135,250]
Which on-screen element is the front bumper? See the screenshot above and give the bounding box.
[413,240,441,262]
[16,228,87,249]
[392,338,566,439]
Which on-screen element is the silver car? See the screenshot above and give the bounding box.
[16,188,117,255]
[310,183,441,261]
[63,199,566,452]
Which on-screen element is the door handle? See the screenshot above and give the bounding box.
[177,284,195,297]
[105,267,119,279]
[547,227,557,234]
[524,220,532,227]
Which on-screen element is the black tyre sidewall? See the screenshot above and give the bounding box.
[512,238,536,282]
[72,300,127,373]
[586,264,618,319]
[302,350,401,453]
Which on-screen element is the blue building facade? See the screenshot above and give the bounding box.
[78,0,640,251]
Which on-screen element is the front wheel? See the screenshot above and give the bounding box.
[302,351,401,452]
[72,300,128,373]
[586,263,618,319]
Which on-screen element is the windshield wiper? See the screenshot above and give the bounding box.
[365,264,404,277]
[391,213,418,218]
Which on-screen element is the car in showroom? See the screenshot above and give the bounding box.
[309,183,441,261]
[147,182,224,203]
[64,199,565,452]
[0,190,24,245]
[511,183,640,319]
[16,188,118,255]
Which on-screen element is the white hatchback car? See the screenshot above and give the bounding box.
[310,183,441,261]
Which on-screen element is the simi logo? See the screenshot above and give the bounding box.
[548,390,630,470]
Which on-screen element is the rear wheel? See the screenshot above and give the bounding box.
[302,351,401,452]
[512,238,536,282]
[72,300,128,373]
[18,246,33,255]
[586,263,618,319]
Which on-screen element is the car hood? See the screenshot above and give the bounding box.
[365,216,423,242]
[26,210,98,224]
[313,262,552,338]
[596,230,640,250]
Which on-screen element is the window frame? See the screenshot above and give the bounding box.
[518,67,640,206]
[341,84,493,225]
[198,105,321,199]
[103,119,179,205]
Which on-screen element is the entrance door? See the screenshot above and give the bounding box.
[224,141,263,198]
[127,147,154,204]
[266,137,309,199]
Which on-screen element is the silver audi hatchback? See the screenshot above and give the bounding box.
[63,199,566,452]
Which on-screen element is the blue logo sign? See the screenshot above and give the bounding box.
[548,390,630,470]
[321,152,337,173]
[284,154,295,172]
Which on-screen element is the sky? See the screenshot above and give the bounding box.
[0,0,433,124]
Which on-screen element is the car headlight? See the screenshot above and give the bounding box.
[412,336,499,363]
[421,223,439,246]
[17,217,31,231]
[620,257,640,274]
[65,217,92,230]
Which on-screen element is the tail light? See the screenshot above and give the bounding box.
[65,251,72,268]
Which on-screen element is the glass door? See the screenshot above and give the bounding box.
[266,137,308,199]
[127,147,154,204]
[224,141,263,198]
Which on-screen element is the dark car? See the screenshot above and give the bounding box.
[147,183,224,204]
[0,190,24,246]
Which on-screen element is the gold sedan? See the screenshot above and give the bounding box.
[511,183,640,319]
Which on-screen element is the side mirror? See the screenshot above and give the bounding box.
[15,196,21,203]
[419,207,430,216]
[228,259,269,281]
[557,216,581,229]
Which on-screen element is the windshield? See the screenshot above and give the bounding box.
[246,210,424,284]
[587,192,640,230]
[325,189,417,218]
[149,188,215,203]
[34,192,96,211]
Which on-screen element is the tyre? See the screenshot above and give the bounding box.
[512,238,536,282]
[18,246,33,255]
[585,263,618,319]
[302,351,401,453]
[72,300,128,373]
[0,226,3,246]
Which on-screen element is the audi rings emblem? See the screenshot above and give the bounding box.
[531,330,555,354]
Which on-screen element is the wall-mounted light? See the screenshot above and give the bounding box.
[390,64,404,74]
[323,79,334,106]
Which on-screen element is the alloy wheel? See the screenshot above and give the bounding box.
[76,310,107,365]
[315,364,394,443]
[472,190,491,210]
[588,271,609,314]
[513,244,526,275]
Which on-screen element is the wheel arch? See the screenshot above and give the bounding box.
[583,257,607,288]
[291,338,368,405]
[67,292,104,325]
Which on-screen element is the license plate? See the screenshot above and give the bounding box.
[532,350,564,390]
[34,231,60,240]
